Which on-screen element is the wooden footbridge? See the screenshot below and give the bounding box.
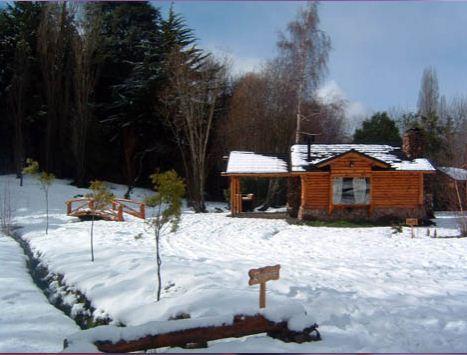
[66,197,145,222]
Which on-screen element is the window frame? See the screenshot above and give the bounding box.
[332,175,372,206]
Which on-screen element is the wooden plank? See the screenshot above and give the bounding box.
[419,173,424,205]
[248,265,280,285]
[88,314,320,353]
[406,218,418,226]
[222,173,294,178]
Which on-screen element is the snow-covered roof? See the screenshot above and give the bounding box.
[438,167,467,181]
[225,145,435,174]
[225,151,289,174]
[290,144,435,172]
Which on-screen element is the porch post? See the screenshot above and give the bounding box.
[230,176,242,216]
[230,177,236,215]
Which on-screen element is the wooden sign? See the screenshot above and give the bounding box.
[248,264,280,309]
[406,218,418,238]
[406,218,418,226]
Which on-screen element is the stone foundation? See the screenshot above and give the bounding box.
[298,206,427,223]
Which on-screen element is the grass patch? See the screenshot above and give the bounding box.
[287,218,387,228]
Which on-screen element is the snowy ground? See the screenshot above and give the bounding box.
[0,234,79,352]
[1,174,467,352]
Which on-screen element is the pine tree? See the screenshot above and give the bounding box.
[0,3,44,180]
[95,2,165,196]
[353,112,402,145]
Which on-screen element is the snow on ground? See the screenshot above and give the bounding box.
[0,234,79,352]
[1,174,467,352]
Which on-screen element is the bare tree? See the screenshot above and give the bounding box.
[442,95,467,166]
[38,3,74,173]
[277,2,331,143]
[8,40,30,183]
[72,5,102,186]
[222,62,345,210]
[417,66,439,118]
[162,50,227,212]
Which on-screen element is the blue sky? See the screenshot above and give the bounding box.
[155,1,467,117]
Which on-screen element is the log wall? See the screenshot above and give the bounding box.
[301,173,330,209]
[299,153,426,220]
[372,172,422,207]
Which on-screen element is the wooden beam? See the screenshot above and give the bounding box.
[237,178,242,214]
[419,173,424,205]
[87,314,320,353]
[454,181,466,233]
[369,174,374,216]
[222,172,294,178]
[230,177,236,215]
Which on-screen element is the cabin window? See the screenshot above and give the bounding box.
[333,177,370,205]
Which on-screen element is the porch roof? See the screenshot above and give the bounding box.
[225,151,289,175]
[438,167,467,181]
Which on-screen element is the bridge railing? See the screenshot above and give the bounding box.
[66,197,145,221]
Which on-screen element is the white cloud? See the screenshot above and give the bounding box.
[203,44,264,77]
[317,80,371,133]
[230,56,264,76]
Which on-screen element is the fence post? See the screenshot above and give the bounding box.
[117,204,123,222]
[140,203,145,219]
[66,201,71,215]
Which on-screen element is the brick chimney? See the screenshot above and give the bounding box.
[402,127,425,159]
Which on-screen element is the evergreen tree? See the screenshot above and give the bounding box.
[353,112,402,145]
[94,2,165,195]
[0,3,44,176]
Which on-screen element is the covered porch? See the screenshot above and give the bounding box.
[226,173,293,216]
[222,151,292,217]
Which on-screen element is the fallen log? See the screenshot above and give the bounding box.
[63,312,320,352]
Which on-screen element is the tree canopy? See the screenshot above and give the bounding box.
[353,112,402,145]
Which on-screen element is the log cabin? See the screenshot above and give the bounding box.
[223,130,436,222]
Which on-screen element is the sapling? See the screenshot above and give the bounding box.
[23,159,55,234]
[145,170,185,301]
[86,180,114,262]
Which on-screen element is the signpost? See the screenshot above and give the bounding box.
[406,218,418,238]
[248,264,280,309]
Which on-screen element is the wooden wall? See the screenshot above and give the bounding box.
[324,152,375,176]
[301,173,330,209]
[372,172,423,207]
[300,152,425,213]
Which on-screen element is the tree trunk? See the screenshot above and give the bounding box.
[13,102,25,180]
[156,232,161,301]
[90,215,95,262]
[294,83,303,144]
[122,126,137,198]
[45,190,49,235]
[287,177,301,218]
[258,179,280,211]
[190,163,206,213]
